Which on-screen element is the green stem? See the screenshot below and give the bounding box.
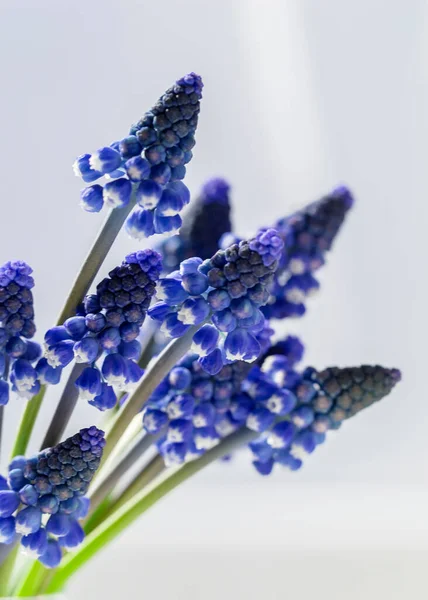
[101,325,201,466]
[14,559,48,597]
[10,386,46,459]
[87,431,160,517]
[10,202,135,460]
[44,428,258,594]
[40,363,85,450]
[56,202,135,326]
[102,454,165,519]
[0,544,21,596]
[83,496,114,535]
[84,454,164,534]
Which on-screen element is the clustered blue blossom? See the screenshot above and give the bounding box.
[148,228,284,375]
[0,65,404,583]
[263,186,354,319]
[248,359,401,474]
[142,355,254,466]
[0,261,44,404]
[43,250,162,410]
[142,333,401,473]
[159,177,232,273]
[0,427,104,567]
[141,335,300,465]
[73,73,203,239]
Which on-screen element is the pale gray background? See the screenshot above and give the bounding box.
[0,0,427,598]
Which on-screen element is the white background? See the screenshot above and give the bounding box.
[0,1,427,598]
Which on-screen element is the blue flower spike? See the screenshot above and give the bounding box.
[43,250,162,409]
[264,186,354,320]
[149,227,283,373]
[249,362,401,475]
[0,427,104,565]
[0,260,44,402]
[159,177,232,272]
[74,73,203,240]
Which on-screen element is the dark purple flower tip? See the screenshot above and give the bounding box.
[0,260,34,289]
[249,228,284,266]
[331,185,354,209]
[176,72,203,97]
[201,178,231,205]
[124,249,163,281]
[391,368,402,382]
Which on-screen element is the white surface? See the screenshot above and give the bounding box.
[68,482,428,600]
[0,1,427,598]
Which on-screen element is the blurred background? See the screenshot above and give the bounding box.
[0,0,427,598]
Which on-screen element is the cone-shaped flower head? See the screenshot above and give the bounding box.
[149,228,283,373]
[263,186,354,319]
[302,365,401,426]
[159,178,232,272]
[249,362,401,475]
[43,250,161,409]
[74,73,203,239]
[0,261,43,403]
[0,427,103,566]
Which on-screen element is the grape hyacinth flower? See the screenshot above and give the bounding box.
[148,228,284,373]
[43,250,162,409]
[0,261,44,403]
[142,354,254,466]
[263,186,354,319]
[141,328,401,473]
[0,64,406,599]
[159,178,232,272]
[0,427,104,567]
[74,73,203,238]
[248,360,401,474]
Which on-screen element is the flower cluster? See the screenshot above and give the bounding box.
[0,427,104,567]
[263,186,354,319]
[0,66,405,591]
[248,359,401,474]
[148,228,284,374]
[142,335,302,465]
[142,355,253,466]
[74,73,203,239]
[43,250,162,410]
[159,178,232,272]
[0,261,44,404]
[141,329,400,474]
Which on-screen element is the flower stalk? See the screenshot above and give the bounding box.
[100,454,166,520]
[11,202,135,459]
[87,431,161,516]
[40,363,85,450]
[10,385,46,458]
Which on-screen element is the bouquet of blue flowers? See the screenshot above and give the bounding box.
[0,73,401,596]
